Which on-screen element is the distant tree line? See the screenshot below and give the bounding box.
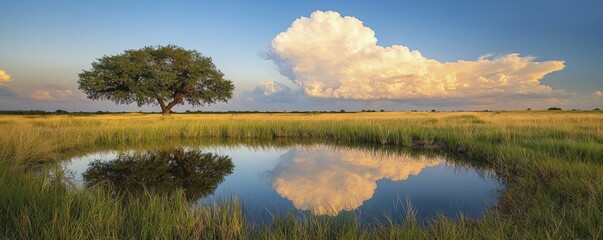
[361,109,387,112]
[0,108,600,115]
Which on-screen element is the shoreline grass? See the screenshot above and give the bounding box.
[1,111,602,239]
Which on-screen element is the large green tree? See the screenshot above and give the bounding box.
[78,45,234,115]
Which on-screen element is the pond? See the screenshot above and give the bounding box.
[60,143,503,223]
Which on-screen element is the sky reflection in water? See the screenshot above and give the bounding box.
[62,144,503,222]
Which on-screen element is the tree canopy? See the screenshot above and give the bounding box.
[78,45,234,115]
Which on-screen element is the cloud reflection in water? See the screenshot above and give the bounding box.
[268,145,442,215]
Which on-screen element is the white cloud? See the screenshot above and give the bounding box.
[29,88,73,100]
[595,91,603,97]
[268,145,441,215]
[0,69,11,85]
[245,81,301,103]
[254,81,291,97]
[269,11,565,100]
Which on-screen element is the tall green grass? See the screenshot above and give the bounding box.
[0,167,245,239]
[0,111,602,239]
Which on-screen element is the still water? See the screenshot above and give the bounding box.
[61,144,503,223]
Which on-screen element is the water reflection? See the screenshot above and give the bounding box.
[61,143,502,222]
[267,146,442,215]
[82,148,234,200]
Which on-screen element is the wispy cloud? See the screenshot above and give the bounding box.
[244,81,301,103]
[0,86,20,98]
[267,11,565,101]
[0,86,38,110]
[29,88,73,101]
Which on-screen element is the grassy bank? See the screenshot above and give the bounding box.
[1,111,602,239]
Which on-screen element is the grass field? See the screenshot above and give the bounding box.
[0,111,602,239]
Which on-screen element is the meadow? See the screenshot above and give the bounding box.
[0,111,602,239]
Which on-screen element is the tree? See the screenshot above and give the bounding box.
[78,45,234,115]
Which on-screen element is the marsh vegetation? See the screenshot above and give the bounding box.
[1,111,602,239]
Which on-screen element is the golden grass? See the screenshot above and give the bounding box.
[0,111,602,239]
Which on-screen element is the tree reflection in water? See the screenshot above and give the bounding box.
[82,148,234,200]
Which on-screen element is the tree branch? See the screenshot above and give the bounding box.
[166,94,183,110]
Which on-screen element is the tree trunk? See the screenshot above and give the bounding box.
[157,96,182,116]
[157,99,170,116]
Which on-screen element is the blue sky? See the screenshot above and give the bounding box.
[0,0,601,111]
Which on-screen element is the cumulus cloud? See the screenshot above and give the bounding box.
[595,91,603,97]
[268,11,565,100]
[268,145,441,215]
[0,69,11,85]
[29,88,73,100]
